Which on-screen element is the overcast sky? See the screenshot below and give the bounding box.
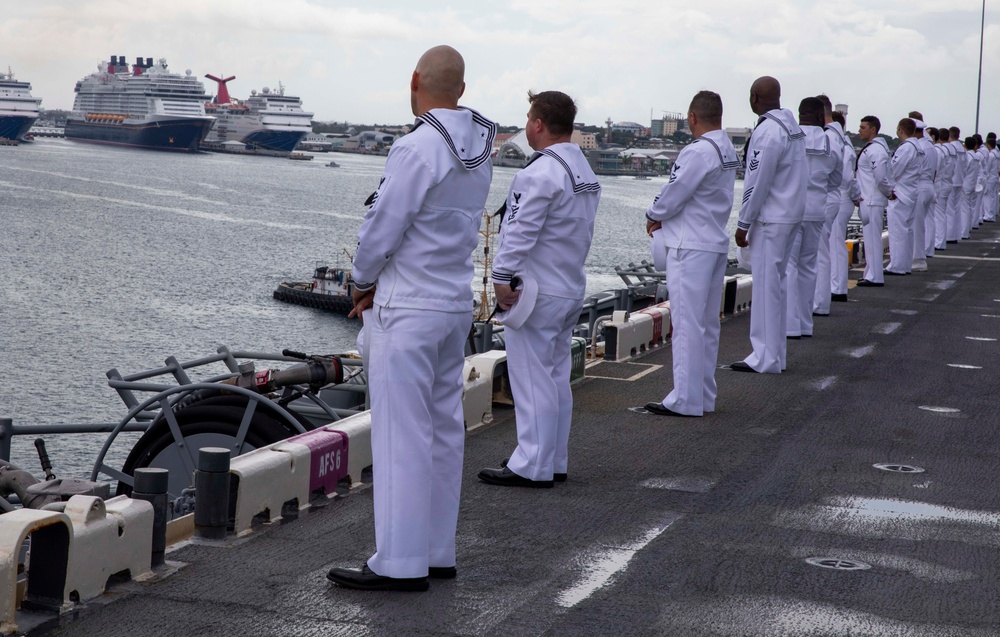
[4,0,1000,134]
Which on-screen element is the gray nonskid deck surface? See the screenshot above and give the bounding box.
[35,228,1000,637]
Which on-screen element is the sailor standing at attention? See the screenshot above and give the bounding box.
[855,115,894,287]
[824,110,860,306]
[929,127,955,251]
[640,91,738,417]
[973,134,988,229]
[984,133,1000,223]
[478,90,600,487]
[906,114,937,271]
[786,97,841,338]
[884,118,921,276]
[730,76,807,374]
[328,45,496,592]
[960,136,982,238]
[812,98,856,314]
[947,126,966,243]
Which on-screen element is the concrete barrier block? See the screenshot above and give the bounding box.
[64,495,153,603]
[229,443,310,536]
[604,310,658,362]
[722,276,737,314]
[462,358,494,431]
[329,412,373,489]
[0,510,71,635]
[732,275,753,314]
[279,427,349,499]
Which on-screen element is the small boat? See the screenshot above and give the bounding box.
[288,151,313,161]
[326,160,340,167]
[273,264,354,313]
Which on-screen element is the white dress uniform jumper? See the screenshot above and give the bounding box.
[855,138,894,283]
[646,130,738,414]
[736,109,807,373]
[886,137,921,274]
[947,140,966,242]
[912,135,938,267]
[491,143,600,481]
[787,125,841,336]
[961,149,981,239]
[933,141,956,248]
[352,107,496,579]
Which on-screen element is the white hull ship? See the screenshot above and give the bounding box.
[202,75,313,155]
[65,56,214,151]
[0,68,41,141]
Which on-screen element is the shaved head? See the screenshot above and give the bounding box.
[411,45,466,115]
[749,76,781,115]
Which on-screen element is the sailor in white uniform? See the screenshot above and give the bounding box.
[973,135,988,228]
[787,98,841,337]
[961,136,981,239]
[824,110,860,305]
[479,91,600,486]
[855,115,894,287]
[947,126,966,242]
[328,46,496,592]
[984,133,1000,223]
[813,98,855,314]
[906,114,937,271]
[731,76,807,374]
[885,118,921,276]
[932,127,956,249]
[641,91,737,417]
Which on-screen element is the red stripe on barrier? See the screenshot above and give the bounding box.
[286,429,349,493]
[637,307,664,343]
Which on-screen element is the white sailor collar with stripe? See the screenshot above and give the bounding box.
[411,106,497,170]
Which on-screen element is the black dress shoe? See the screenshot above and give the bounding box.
[812,312,829,317]
[883,270,906,276]
[478,466,553,488]
[500,457,566,483]
[947,240,958,244]
[729,361,758,373]
[428,566,457,579]
[831,293,848,302]
[802,334,813,338]
[787,335,801,340]
[643,401,697,417]
[327,564,429,592]
[856,279,884,287]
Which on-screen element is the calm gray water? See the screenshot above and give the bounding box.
[0,138,741,479]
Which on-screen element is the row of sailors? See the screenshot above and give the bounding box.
[644,76,997,421]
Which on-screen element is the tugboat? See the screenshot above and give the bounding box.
[273,264,355,313]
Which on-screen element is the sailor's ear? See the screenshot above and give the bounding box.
[457,81,466,100]
[410,71,420,93]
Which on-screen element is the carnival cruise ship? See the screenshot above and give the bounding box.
[65,56,214,151]
[0,68,41,141]
[202,75,313,154]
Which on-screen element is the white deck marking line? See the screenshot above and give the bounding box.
[919,405,961,414]
[872,322,901,335]
[919,293,940,302]
[935,254,1000,262]
[812,376,837,390]
[926,280,955,290]
[966,336,997,342]
[845,344,876,358]
[948,364,983,369]
[981,315,1000,318]
[556,515,681,608]
[891,309,918,315]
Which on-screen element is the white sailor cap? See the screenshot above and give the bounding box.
[650,228,667,272]
[912,119,925,129]
[495,274,538,330]
[736,245,752,271]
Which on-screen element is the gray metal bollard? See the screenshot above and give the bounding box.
[132,468,169,567]
[194,447,231,540]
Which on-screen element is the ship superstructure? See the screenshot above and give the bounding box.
[203,75,313,154]
[0,68,41,141]
[65,56,214,151]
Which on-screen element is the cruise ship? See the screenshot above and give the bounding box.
[0,67,41,141]
[202,75,313,154]
[65,56,214,151]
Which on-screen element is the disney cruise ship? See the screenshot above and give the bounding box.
[0,68,41,141]
[65,56,214,151]
[202,75,314,153]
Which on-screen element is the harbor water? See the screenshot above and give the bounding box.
[0,138,742,480]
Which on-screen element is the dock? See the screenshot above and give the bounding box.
[32,225,1000,636]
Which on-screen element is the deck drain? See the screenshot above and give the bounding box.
[805,557,871,571]
[873,463,925,474]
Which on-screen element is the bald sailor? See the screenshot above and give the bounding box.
[787,97,840,337]
[907,113,937,271]
[479,90,600,486]
[730,76,807,374]
[328,45,496,592]
[885,118,921,276]
[824,110,860,305]
[947,126,966,242]
[931,126,956,249]
[855,115,894,287]
[813,98,856,314]
[641,91,737,417]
